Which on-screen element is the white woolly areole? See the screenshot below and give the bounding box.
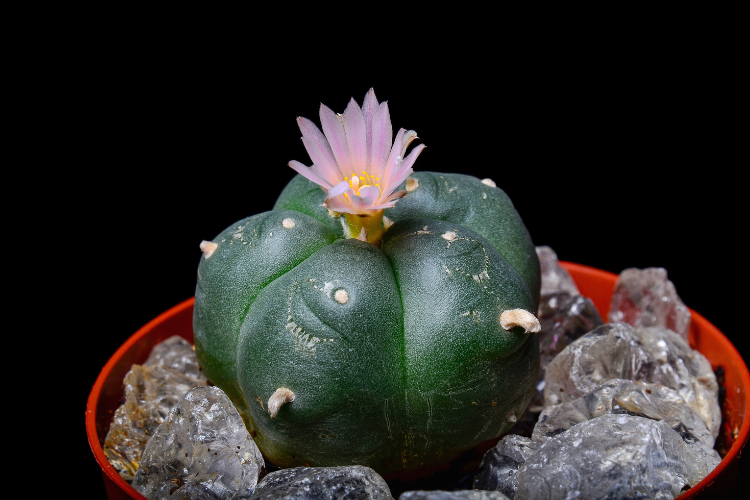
[334,289,349,304]
[268,387,295,418]
[200,240,218,259]
[500,309,541,333]
[442,231,457,241]
[383,216,394,229]
[282,218,295,228]
[481,178,497,187]
[406,177,419,192]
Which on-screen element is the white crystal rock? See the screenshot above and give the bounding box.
[536,246,579,297]
[514,414,715,499]
[251,465,393,499]
[400,490,509,499]
[132,386,265,499]
[608,267,691,340]
[544,322,647,407]
[144,335,207,382]
[543,322,720,438]
[534,378,721,469]
[472,434,539,497]
[103,363,207,480]
[638,326,721,439]
[527,292,604,413]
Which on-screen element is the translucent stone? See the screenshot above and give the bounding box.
[251,465,392,499]
[543,323,648,408]
[472,434,539,498]
[543,322,720,439]
[527,292,604,413]
[608,267,691,340]
[533,379,721,469]
[515,414,715,499]
[536,246,579,297]
[144,335,207,382]
[399,490,509,499]
[103,363,207,480]
[638,326,721,439]
[132,386,265,499]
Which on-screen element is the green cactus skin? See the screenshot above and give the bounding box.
[194,172,540,478]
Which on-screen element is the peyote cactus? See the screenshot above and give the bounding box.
[193,89,541,478]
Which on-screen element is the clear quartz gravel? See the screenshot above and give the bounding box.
[400,490,509,499]
[514,414,713,499]
[533,378,721,469]
[543,322,720,438]
[250,465,393,499]
[472,434,539,497]
[536,246,579,297]
[103,362,207,480]
[527,292,604,413]
[132,385,265,499]
[608,267,691,340]
[144,335,207,382]
[514,247,604,430]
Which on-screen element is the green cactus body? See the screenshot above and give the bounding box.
[193,171,541,478]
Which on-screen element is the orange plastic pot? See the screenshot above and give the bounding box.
[86,262,750,499]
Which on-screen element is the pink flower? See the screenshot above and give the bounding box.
[289,88,425,216]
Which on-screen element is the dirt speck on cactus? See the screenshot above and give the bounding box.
[199,240,217,258]
[500,309,541,333]
[282,218,295,228]
[268,388,295,418]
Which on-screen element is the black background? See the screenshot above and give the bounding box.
[53,32,745,498]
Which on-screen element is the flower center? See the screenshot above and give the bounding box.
[345,171,380,195]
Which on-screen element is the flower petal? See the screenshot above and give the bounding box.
[310,162,340,189]
[401,130,418,157]
[383,189,408,203]
[388,144,425,189]
[319,104,351,177]
[289,160,332,190]
[324,195,355,214]
[369,201,399,210]
[301,137,342,186]
[381,128,406,192]
[369,101,392,176]
[358,185,381,204]
[397,143,426,176]
[328,180,353,198]
[348,192,374,212]
[343,98,367,170]
[362,88,379,169]
[298,117,341,181]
